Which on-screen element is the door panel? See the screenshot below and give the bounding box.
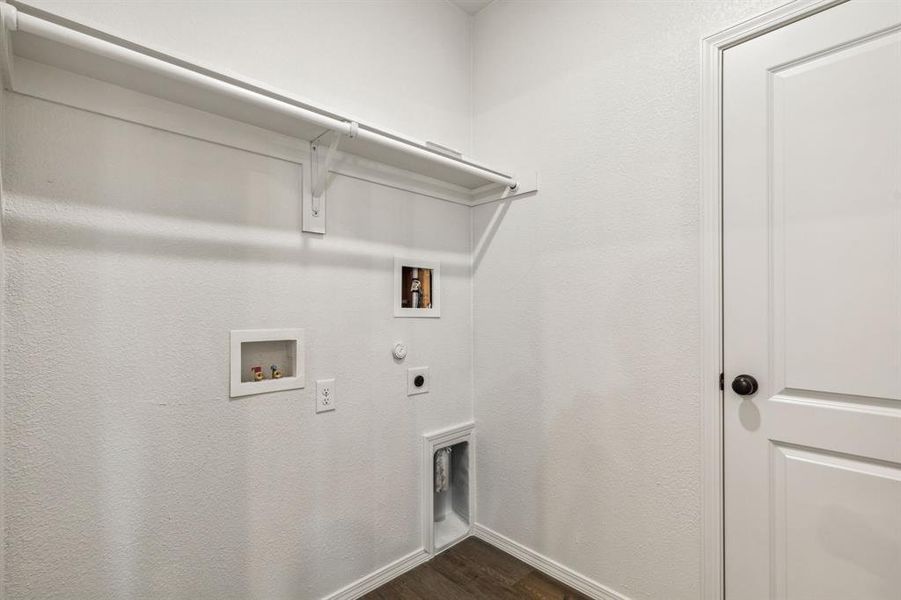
[771,443,901,599]
[777,30,901,400]
[723,1,901,598]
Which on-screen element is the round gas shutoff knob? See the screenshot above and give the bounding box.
[393,342,408,360]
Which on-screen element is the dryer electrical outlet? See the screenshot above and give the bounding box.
[407,367,430,396]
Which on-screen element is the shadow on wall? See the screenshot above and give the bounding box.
[472,198,512,273]
[2,201,470,278]
[2,96,471,275]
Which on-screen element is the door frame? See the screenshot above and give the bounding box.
[698,1,847,598]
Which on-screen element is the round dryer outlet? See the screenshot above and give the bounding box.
[407,366,429,396]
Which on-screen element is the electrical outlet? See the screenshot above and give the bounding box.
[407,367,430,396]
[316,378,336,413]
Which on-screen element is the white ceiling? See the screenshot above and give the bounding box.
[449,0,494,15]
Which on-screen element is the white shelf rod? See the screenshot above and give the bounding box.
[2,5,518,191]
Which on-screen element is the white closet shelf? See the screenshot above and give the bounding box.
[0,3,536,200]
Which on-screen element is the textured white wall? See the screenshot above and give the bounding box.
[18,0,474,155]
[2,94,473,599]
[470,2,780,599]
[1,2,474,598]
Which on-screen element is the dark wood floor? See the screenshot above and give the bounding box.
[361,537,591,600]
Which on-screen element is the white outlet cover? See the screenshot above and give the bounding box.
[316,378,336,413]
[407,367,430,396]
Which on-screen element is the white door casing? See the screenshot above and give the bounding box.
[723,1,901,599]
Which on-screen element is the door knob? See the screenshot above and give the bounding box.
[731,374,758,396]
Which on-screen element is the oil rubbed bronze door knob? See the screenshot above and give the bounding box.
[731,374,759,396]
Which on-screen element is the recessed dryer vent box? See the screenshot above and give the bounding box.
[230,329,304,398]
[423,422,474,554]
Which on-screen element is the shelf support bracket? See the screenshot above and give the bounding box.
[311,130,341,211]
[304,122,358,234]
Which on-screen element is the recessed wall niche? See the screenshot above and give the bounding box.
[423,423,474,554]
[230,329,304,398]
[394,257,441,318]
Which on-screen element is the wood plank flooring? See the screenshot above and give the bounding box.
[361,537,591,600]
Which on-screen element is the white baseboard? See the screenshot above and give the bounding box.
[472,524,630,600]
[321,525,631,600]
[322,548,430,600]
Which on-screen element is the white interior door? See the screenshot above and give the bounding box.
[723,1,901,598]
